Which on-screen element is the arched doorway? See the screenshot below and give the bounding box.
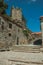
[33,39,42,45]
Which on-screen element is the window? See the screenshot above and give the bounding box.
[2,22,4,24]
[9,23,12,29]
[0,18,1,24]
[17,37,19,45]
[9,33,11,36]
[1,22,4,30]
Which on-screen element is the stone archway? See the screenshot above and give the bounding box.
[33,39,42,45]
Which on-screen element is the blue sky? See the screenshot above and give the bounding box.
[4,0,43,32]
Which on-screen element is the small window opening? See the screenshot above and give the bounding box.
[17,37,19,45]
[2,22,4,24]
[0,18,1,24]
[9,23,12,29]
[9,33,11,36]
[1,22,4,30]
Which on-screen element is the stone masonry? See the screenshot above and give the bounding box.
[11,6,22,21]
[0,7,28,50]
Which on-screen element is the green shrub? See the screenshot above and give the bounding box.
[23,30,28,38]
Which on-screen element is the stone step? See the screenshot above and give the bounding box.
[9,59,43,65]
[0,51,43,65]
[12,46,41,53]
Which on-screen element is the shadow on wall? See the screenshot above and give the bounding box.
[33,39,42,45]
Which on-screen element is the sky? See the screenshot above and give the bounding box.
[4,0,43,32]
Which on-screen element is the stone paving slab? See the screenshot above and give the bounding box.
[0,51,43,65]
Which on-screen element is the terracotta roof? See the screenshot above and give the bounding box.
[32,32,42,35]
[40,16,43,20]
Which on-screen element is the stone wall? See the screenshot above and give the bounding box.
[0,16,28,49]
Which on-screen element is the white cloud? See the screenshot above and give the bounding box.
[32,0,36,2]
[27,0,36,5]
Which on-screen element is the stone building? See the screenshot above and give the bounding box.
[0,7,29,49]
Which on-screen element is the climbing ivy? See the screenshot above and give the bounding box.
[23,30,28,38]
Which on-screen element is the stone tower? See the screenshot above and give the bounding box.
[11,6,22,21]
[40,16,43,46]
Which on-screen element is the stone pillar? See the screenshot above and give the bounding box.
[40,16,43,46]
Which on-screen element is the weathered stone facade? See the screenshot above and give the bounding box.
[0,14,28,49]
